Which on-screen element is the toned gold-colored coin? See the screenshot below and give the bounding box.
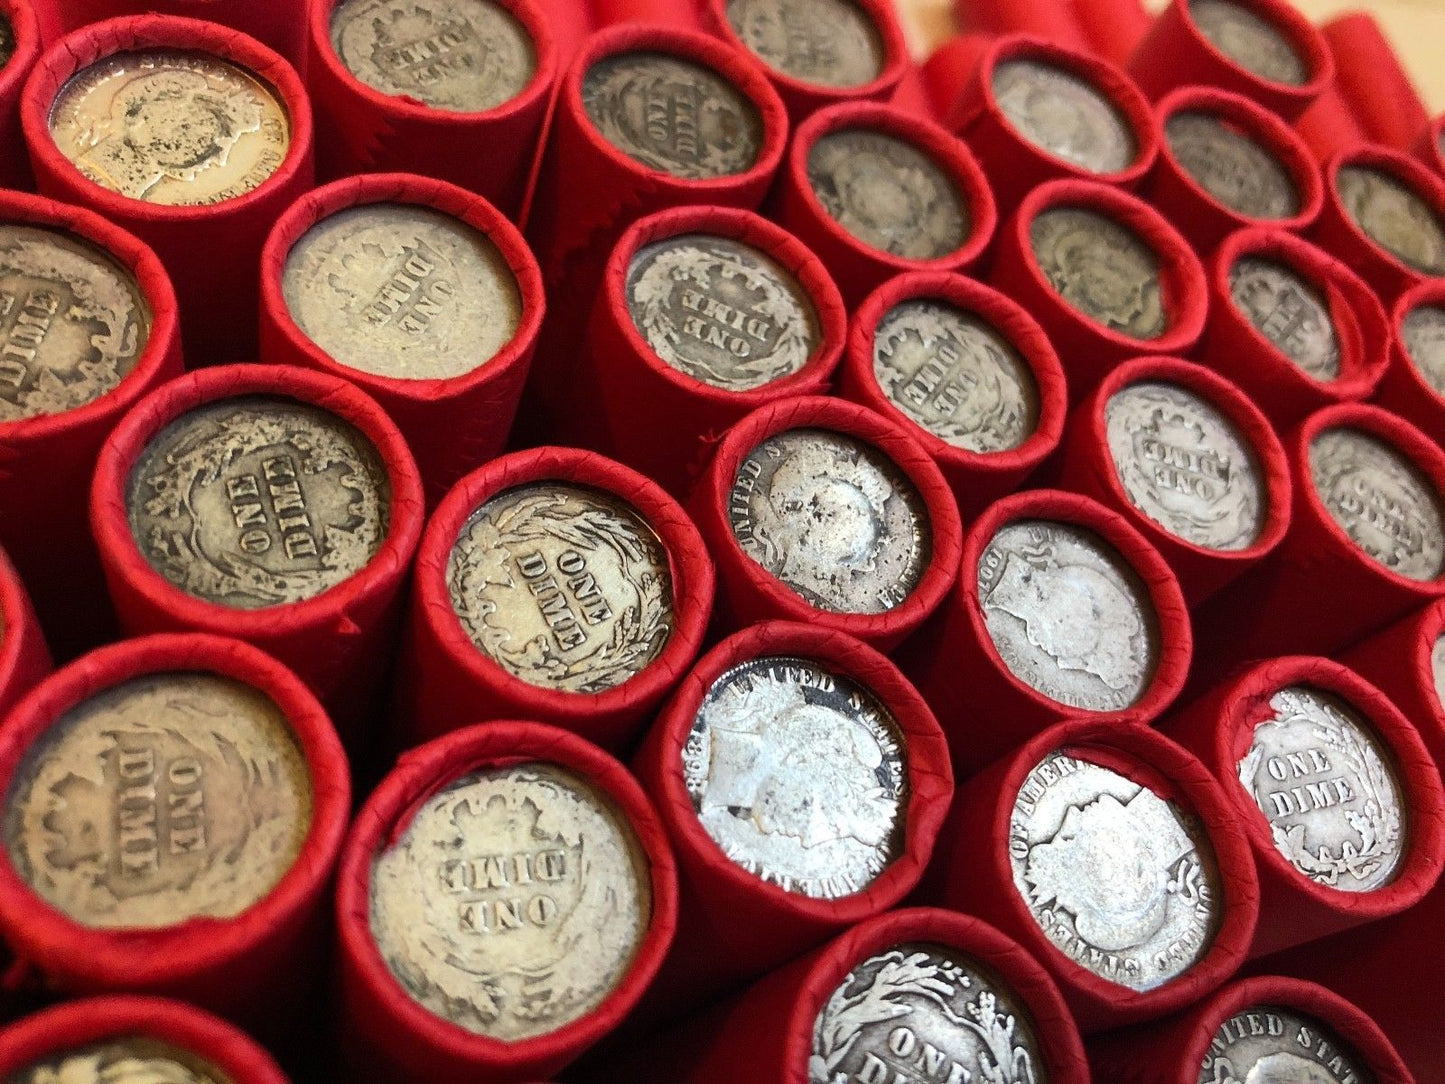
[48,50,291,206]
[10,1037,231,1084]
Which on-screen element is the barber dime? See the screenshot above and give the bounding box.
[1190,0,1309,86]
[10,1038,230,1084]
[1229,258,1340,380]
[1165,111,1300,220]
[1401,304,1445,396]
[1030,207,1167,340]
[1336,166,1445,276]
[1199,1006,1373,1084]
[726,0,884,89]
[992,58,1136,175]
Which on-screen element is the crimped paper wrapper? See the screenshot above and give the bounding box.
[841,271,1068,519]
[920,33,993,123]
[1343,600,1445,767]
[88,365,425,737]
[1296,87,1370,165]
[0,546,49,724]
[1323,13,1428,154]
[0,0,39,191]
[259,173,545,505]
[1074,0,1153,65]
[1376,281,1445,439]
[334,720,678,1084]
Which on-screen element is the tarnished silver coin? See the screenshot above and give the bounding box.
[3,673,312,930]
[1401,303,1445,397]
[0,13,14,72]
[1165,110,1300,220]
[1105,381,1266,552]
[1010,751,1221,991]
[1190,0,1309,86]
[992,58,1136,175]
[1199,1006,1373,1084]
[683,656,907,899]
[447,482,674,693]
[329,0,536,113]
[872,299,1038,453]
[369,761,650,1041]
[582,52,762,180]
[1229,257,1340,381]
[1310,427,1445,582]
[728,427,931,614]
[1030,207,1167,340]
[806,128,969,260]
[126,396,391,609]
[810,943,1046,1084]
[1337,165,1445,276]
[726,0,884,89]
[1432,634,1445,710]
[11,1038,230,1084]
[625,234,819,391]
[282,203,521,382]
[1238,685,1404,893]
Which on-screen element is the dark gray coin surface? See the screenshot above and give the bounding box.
[1164,110,1300,220]
[809,942,1047,1084]
[1190,0,1309,85]
[1030,206,1167,340]
[728,427,931,614]
[725,0,884,89]
[1401,303,1445,397]
[0,12,13,71]
[126,395,391,609]
[582,52,763,180]
[10,1037,231,1084]
[625,233,819,390]
[1433,634,1445,711]
[979,520,1159,711]
[992,57,1136,175]
[1336,165,1445,276]
[1229,257,1341,381]
[806,128,969,260]
[1198,1006,1374,1084]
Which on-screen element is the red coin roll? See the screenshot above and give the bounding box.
[1295,88,1370,165]
[0,0,39,191]
[334,720,677,1084]
[1323,13,1428,154]
[0,546,50,724]
[1415,113,1445,180]
[1073,0,1153,66]
[955,0,1092,53]
[259,173,546,505]
[1376,281,1445,440]
[588,0,705,32]
[1342,600,1445,769]
[920,33,994,123]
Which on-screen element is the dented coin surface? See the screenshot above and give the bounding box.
[1336,165,1445,276]
[1199,1006,1373,1084]
[11,1037,231,1084]
[726,0,884,89]
[992,58,1136,175]
[1401,303,1445,397]
[1030,206,1167,340]
[1190,0,1309,85]
[1229,257,1340,381]
[1165,110,1300,220]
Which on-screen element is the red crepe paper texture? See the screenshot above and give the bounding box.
[0,546,50,724]
[1323,13,1428,154]
[688,395,963,653]
[1296,87,1371,166]
[88,364,425,738]
[0,191,183,661]
[1073,0,1154,65]
[20,15,315,365]
[920,33,993,123]
[334,720,678,1084]
[1375,281,1445,440]
[889,67,936,121]
[952,0,1091,55]
[588,0,705,32]
[0,0,40,191]
[841,271,1068,520]
[259,173,546,506]
[397,446,715,753]
[1342,600,1445,768]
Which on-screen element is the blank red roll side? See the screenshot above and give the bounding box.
[1323,13,1428,154]
[0,546,49,724]
[952,0,1091,55]
[1343,599,1445,767]
[0,0,39,191]
[1073,0,1153,65]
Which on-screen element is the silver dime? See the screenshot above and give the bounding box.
[1165,110,1300,220]
[1105,381,1266,552]
[282,202,521,382]
[1432,633,1445,711]
[1229,257,1340,381]
[992,58,1137,175]
[727,427,931,614]
[726,0,884,90]
[624,234,819,391]
[1199,1006,1373,1084]
[1401,303,1445,397]
[979,520,1159,712]
[1190,0,1309,86]
[368,761,650,1041]
[683,656,907,899]
[810,943,1046,1084]
[126,395,391,609]
[806,128,969,260]
[1337,165,1445,276]
[11,1038,230,1084]
[329,0,536,114]
[447,482,674,693]
[0,223,152,422]
[871,299,1038,453]
[1030,207,1167,340]
[0,13,13,71]
[1010,751,1221,991]
[581,52,763,180]
[1310,427,1445,582]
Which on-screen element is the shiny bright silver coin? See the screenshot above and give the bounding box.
[1190,0,1309,85]
[725,0,884,89]
[1228,257,1341,381]
[1030,206,1167,340]
[992,58,1136,174]
[1165,110,1300,220]
[1199,1006,1373,1084]
[1336,165,1445,276]
[1400,303,1445,398]
[12,1038,230,1084]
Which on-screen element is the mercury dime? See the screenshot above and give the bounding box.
[810,943,1046,1084]
[1164,110,1300,220]
[1190,0,1309,86]
[447,483,674,693]
[992,58,1136,175]
[1336,166,1445,276]
[126,396,391,609]
[0,13,14,71]
[282,203,521,381]
[10,1037,230,1084]
[979,520,1159,712]
[806,128,969,260]
[871,299,1038,453]
[624,234,819,391]
[726,0,883,89]
[1010,751,1220,991]
[4,673,311,930]
[48,50,290,206]
[683,656,907,899]
[1199,1006,1373,1084]
[1310,427,1445,582]
[1229,258,1340,381]
[329,0,536,113]
[581,52,762,180]
[369,761,650,1041]
[727,428,931,614]
[1030,207,1167,340]
[1400,303,1445,398]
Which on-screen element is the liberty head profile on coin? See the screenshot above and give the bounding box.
[1164,111,1300,220]
[1228,258,1341,381]
[1400,303,1445,397]
[1199,1006,1372,1084]
[726,0,884,89]
[1030,206,1168,340]
[1336,165,1445,276]
[11,1038,231,1084]
[1190,0,1309,86]
[991,58,1137,175]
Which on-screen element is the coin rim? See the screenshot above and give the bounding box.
[1329,148,1445,279]
[1181,0,1327,91]
[710,0,906,97]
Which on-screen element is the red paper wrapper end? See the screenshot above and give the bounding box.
[1323,13,1428,154]
[0,0,39,191]
[0,546,50,723]
[1074,0,1153,65]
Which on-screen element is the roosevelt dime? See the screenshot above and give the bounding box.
[1190,0,1309,86]
[872,299,1038,453]
[447,483,674,693]
[992,58,1136,175]
[329,0,536,113]
[1165,110,1300,220]
[726,0,884,89]
[1336,165,1445,276]
[10,1038,230,1084]
[1199,1006,1372,1084]
[806,128,969,260]
[979,520,1160,712]
[126,396,391,609]
[625,234,819,391]
[728,428,931,614]
[1229,257,1340,381]
[1010,751,1220,991]
[369,761,650,1041]
[1400,303,1445,397]
[48,50,290,207]
[581,52,762,180]
[4,673,311,930]
[1030,206,1167,340]
[0,13,13,71]
[1310,427,1445,582]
